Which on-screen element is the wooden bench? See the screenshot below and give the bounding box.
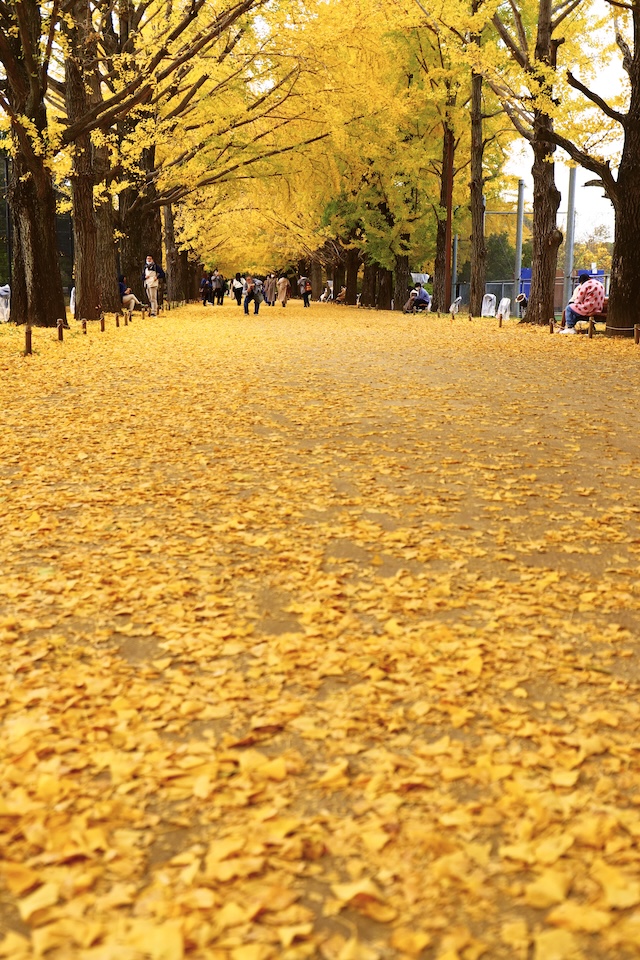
[560,297,608,329]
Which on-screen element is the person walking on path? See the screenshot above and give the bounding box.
[302,277,312,308]
[560,272,605,334]
[200,273,211,306]
[231,273,244,306]
[211,269,224,305]
[142,255,165,316]
[264,273,277,306]
[277,276,291,307]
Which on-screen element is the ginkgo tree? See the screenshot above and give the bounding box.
[0,0,264,325]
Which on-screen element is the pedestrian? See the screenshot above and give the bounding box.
[231,273,244,306]
[211,269,224,305]
[142,255,165,316]
[244,275,257,315]
[216,273,226,305]
[119,275,142,312]
[253,277,264,315]
[264,273,277,306]
[200,272,211,306]
[302,277,312,308]
[277,275,291,307]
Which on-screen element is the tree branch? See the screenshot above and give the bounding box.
[538,127,618,203]
[492,14,528,69]
[551,0,584,30]
[567,70,626,124]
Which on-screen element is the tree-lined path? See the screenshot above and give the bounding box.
[1,307,640,959]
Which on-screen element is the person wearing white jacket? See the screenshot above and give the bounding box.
[141,255,165,316]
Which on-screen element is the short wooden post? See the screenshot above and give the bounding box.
[635,324,640,345]
[124,311,128,326]
[57,318,64,341]
[115,312,120,327]
[25,325,32,355]
[588,318,594,339]
[100,315,105,332]
[498,314,503,328]
[549,319,554,333]
[82,318,87,334]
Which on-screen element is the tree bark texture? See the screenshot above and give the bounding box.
[361,261,377,308]
[94,159,120,314]
[393,251,411,312]
[527,111,562,325]
[607,3,640,336]
[310,260,323,300]
[345,247,360,305]
[162,204,187,301]
[119,146,163,301]
[3,0,65,326]
[332,258,345,302]
[526,0,562,325]
[432,126,455,313]
[469,68,487,318]
[65,5,100,322]
[378,268,393,311]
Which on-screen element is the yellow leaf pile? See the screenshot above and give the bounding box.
[1,306,640,958]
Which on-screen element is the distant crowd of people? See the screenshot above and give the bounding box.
[199,270,315,315]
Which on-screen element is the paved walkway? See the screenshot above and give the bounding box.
[1,304,640,959]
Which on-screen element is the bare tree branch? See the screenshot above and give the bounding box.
[567,70,626,124]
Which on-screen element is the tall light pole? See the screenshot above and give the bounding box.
[514,179,524,299]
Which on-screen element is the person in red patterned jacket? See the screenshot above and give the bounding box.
[560,273,605,334]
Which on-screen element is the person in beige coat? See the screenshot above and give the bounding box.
[277,276,291,307]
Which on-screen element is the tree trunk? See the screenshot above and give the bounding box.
[393,251,411,312]
[608,191,640,337]
[310,260,323,300]
[94,165,119,313]
[345,247,360,305]
[606,7,640,336]
[361,261,377,307]
[119,147,163,301]
[527,111,562,325]
[332,258,345,301]
[432,126,455,313]
[378,268,393,311]
[469,67,486,318]
[525,1,562,325]
[4,0,65,326]
[65,13,100,322]
[162,204,187,301]
[8,152,66,327]
[433,218,447,313]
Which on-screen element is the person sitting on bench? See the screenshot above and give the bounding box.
[560,272,605,334]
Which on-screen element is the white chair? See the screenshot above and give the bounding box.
[449,297,462,315]
[497,297,511,320]
[481,293,496,317]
